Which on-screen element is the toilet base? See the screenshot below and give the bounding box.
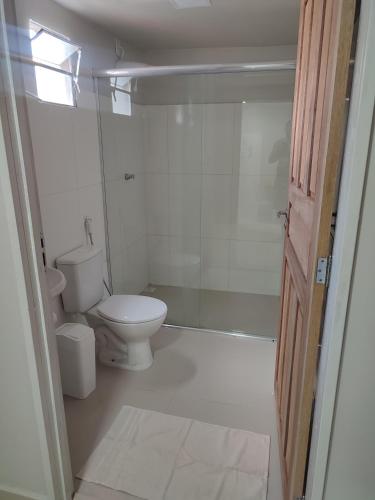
[98,340,153,371]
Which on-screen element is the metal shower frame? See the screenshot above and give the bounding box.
[92,60,296,78]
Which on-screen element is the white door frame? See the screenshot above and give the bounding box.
[306,0,375,498]
[0,1,73,498]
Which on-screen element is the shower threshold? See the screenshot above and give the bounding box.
[162,323,276,342]
[141,285,279,340]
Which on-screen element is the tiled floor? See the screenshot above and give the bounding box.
[142,285,280,338]
[66,327,282,500]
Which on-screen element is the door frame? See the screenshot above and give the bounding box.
[0,0,73,498]
[306,0,375,498]
[0,0,373,499]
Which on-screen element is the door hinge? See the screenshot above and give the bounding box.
[316,255,332,286]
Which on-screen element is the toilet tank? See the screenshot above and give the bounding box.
[56,246,104,313]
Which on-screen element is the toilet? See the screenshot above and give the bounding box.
[56,246,167,370]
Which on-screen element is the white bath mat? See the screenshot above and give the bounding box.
[77,405,270,500]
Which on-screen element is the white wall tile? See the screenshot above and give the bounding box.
[40,190,82,266]
[122,174,147,247]
[100,106,149,293]
[201,238,230,269]
[110,250,126,294]
[144,106,168,173]
[78,184,107,255]
[28,100,77,196]
[148,235,170,285]
[169,174,201,236]
[201,174,232,238]
[229,269,281,295]
[99,101,290,297]
[76,86,98,111]
[114,109,144,175]
[125,237,149,294]
[201,239,229,291]
[229,240,283,273]
[100,110,122,181]
[104,179,126,255]
[201,267,229,291]
[231,174,286,241]
[203,103,240,175]
[239,101,292,176]
[168,105,202,174]
[73,108,102,188]
[145,173,169,235]
[170,236,201,288]
[134,104,146,174]
[231,220,284,244]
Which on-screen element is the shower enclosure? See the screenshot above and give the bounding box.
[95,62,294,338]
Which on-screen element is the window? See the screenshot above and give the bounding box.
[110,76,132,116]
[29,21,81,106]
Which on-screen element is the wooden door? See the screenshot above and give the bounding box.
[275,0,355,499]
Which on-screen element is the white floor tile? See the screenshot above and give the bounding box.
[66,327,282,500]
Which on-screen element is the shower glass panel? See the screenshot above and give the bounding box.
[97,69,293,338]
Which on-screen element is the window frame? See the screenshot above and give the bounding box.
[110,76,133,116]
[29,21,82,108]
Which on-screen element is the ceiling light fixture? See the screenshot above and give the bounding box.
[169,0,212,9]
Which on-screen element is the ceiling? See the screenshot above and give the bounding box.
[53,0,300,50]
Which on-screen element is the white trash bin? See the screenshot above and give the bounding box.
[56,323,96,399]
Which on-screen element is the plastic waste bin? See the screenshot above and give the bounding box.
[56,322,96,399]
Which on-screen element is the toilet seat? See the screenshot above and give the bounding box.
[97,295,167,324]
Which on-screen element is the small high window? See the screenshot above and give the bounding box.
[110,76,132,116]
[29,21,81,106]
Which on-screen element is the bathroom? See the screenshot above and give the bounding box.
[0,0,360,499]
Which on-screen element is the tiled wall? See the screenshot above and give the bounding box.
[16,0,131,269]
[28,99,106,268]
[79,96,291,298]
[27,90,112,326]
[18,0,143,324]
[145,101,292,295]
[99,98,149,295]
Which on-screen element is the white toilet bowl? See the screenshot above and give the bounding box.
[56,247,167,371]
[96,295,167,370]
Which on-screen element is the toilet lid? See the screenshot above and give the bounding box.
[97,295,167,324]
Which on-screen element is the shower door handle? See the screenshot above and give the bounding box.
[277,210,289,229]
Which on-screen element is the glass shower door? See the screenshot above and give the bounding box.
[97,69,293,337]
[97,78,149,298]
[97,76,203,328]
[143,99,203,328]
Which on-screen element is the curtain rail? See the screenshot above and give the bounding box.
[92,60,297,79]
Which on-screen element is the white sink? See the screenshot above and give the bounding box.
[46,266,66,298]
